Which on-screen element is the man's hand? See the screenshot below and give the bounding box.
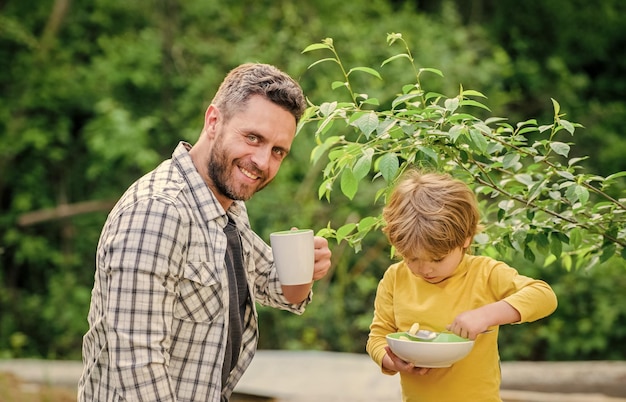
[312,236,331,280]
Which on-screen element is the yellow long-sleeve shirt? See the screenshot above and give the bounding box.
[366,254,557,402]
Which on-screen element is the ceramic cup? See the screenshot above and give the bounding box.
[269,229,315,285]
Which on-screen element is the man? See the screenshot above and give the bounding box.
[78,63,332,402]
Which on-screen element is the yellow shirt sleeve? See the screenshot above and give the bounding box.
[489,261,558,323]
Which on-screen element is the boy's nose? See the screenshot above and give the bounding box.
[419,265,434,275]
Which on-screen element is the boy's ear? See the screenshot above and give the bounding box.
[463,236,472,248]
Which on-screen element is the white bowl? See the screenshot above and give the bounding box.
[386,332,475,368]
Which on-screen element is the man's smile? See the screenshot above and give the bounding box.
[238,164,263,181]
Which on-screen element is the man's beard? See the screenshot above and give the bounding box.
[207,136,269,201]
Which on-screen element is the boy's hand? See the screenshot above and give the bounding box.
[448,300,522,339]
[384,346,430,376]
[447,309,490,340]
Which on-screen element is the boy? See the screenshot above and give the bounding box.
[366,169,557,402]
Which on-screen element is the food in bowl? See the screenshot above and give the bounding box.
[386,332,475,368]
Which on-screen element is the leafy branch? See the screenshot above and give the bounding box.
[300,33,625,269]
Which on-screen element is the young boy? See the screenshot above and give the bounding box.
[366,169,557,402]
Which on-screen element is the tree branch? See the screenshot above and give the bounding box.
[17,199,117,226]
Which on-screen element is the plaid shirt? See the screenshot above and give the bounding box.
[78,142,310,402]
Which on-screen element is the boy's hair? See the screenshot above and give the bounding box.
[211,63,306,124]
[382,170,482,259]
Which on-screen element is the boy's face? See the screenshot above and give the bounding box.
[404,237,471,284]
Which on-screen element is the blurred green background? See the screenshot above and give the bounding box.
[1,0,625,361]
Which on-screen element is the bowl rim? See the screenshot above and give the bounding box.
[386,332,475,345]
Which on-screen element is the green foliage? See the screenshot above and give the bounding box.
[299,33,625,267]
[499,257,626,361]
[0,0,625,362]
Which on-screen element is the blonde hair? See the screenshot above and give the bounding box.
[382,170,482,259]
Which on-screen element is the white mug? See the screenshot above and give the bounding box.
[270,229,315,285]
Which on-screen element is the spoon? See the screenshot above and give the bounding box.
[403,329,439,341]
[401,323,439,341]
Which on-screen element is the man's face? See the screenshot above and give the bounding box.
[207,95,297,203]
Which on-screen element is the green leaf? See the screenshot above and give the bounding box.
[512,229,527,252]
[376,119,396,137]
[448,125,465,142]
[358,216,379,231]
[392,93,420,109]
[518,127,539,135]
[535,232,550,254]
[361,97,380,106]
[336,223,357,244]
[606,171,626,181]
[302,43,332,53]
[310,135,341,164]
[388,125,405,140]
[444,97,459,112]
[566,184,589,205]
[448,113,478,123]
[348,66,382,80]
[378,153,399,183]
[560,119,575,134]
[461,89,487,98]
[554,231,570,244]
[424,92,446,101]
[418,67,444,77]
[524,245,535,262]
[568,157,588,167]
[538,124,553,133]
[578,186,590,205]
[401,83,419,94]
[527,180,544,203]
[319,101,337,117]
[600,244,617,264]
[569,228,582,249]
[550,141,570,157]
[318,178,333,200]
[562,254,572,271]
[543,254,556,267]
[517,119,538,127]
[514,174,534,187]
[352,111,379,138]
[331,81,347,90]
[460,99,491,111]
[315,226,335,239]
[307,57,340,70]
[418,146,439,164]
[315,117,336,139]
[550,233,563,258]
[353,150,373,180]
[381,53,412,67]
[556,170,575,180]
[474,233,489,245]
[340,169,358,200]
[503,153,521,169]
[498,199,514,212]
[551,98,561,115]
[469,128,488,153]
